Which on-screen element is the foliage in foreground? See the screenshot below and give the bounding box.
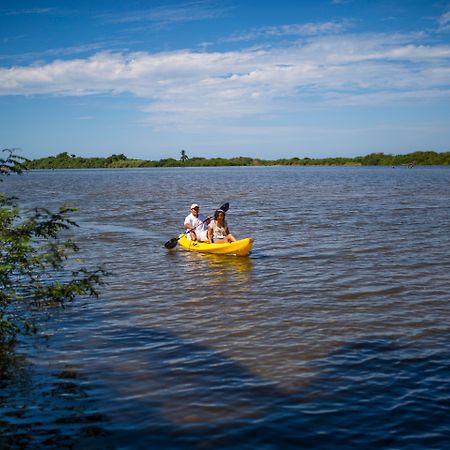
[25,150,450,169]
[1,149,106,343]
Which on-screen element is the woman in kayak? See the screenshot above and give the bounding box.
[207,209,237,244]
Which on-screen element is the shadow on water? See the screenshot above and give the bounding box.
[2,329,448,449]
[0,344,110,449]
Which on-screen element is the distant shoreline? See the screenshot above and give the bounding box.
[25,151,450,170]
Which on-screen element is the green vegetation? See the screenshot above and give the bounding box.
[1,149,106,343]
[26,150,450,169]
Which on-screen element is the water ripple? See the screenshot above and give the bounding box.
[1,166,449,448]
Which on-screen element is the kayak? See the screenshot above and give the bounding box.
[178,234,253,256]
[177,234,253,256]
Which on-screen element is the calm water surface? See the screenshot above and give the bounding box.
[1,166,450,449]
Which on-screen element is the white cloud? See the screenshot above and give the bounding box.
[438,9,450,31]
[100,1,231,27]
[0,43,110,64]
[5,7,56,16]
[1,32,449,130]
[225,21,350,42]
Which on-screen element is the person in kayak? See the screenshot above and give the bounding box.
[184,203,211,241]
[207,209,237,244]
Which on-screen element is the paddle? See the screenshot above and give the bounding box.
[164,202,229,249]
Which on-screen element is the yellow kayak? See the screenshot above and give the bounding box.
[178,234,253,256]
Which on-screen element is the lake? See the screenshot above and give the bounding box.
[1,166,450,449]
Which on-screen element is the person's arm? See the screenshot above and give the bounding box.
[224,220,231,236]
[184,216,195,232]
[207,223,213,243]
[225,222,236,242]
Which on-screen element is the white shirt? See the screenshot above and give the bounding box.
[184,212,207,235]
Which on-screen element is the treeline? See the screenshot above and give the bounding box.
[26,150,450,170]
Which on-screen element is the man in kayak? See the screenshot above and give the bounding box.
[184,203,211,241]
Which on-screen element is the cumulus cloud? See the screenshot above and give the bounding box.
[1,32,449,130]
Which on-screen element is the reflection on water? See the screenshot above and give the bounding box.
[1,167,450,448]
[182,251,253,281]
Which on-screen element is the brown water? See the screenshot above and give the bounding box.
[1,166,449,449]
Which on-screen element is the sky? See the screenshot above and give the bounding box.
[1,0,450,160]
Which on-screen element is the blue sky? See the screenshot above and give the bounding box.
[1,0,450,160]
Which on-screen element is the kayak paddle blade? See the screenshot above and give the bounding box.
[164,237,179,249]
[219,202,229,212]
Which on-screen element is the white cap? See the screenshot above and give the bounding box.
[190,203,199,209]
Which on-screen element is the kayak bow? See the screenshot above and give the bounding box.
[177,234,253,256]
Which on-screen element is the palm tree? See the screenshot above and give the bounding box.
[180,149,188,164]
